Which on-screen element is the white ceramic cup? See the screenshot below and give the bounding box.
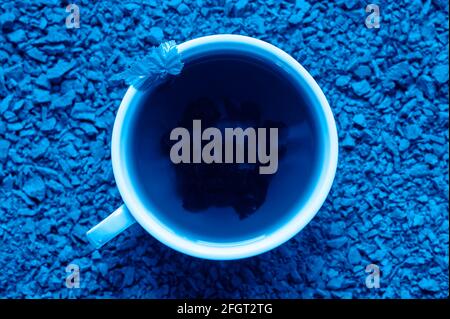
[86,34,338,260]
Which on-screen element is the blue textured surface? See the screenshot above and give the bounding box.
[0,0,448,298]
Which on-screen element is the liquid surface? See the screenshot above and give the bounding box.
[126,54,321,242]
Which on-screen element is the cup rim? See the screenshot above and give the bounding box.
[111,34,338,260]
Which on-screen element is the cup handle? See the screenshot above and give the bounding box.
[86,205,136,249]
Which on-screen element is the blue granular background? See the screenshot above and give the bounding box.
[0,0,448,298]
